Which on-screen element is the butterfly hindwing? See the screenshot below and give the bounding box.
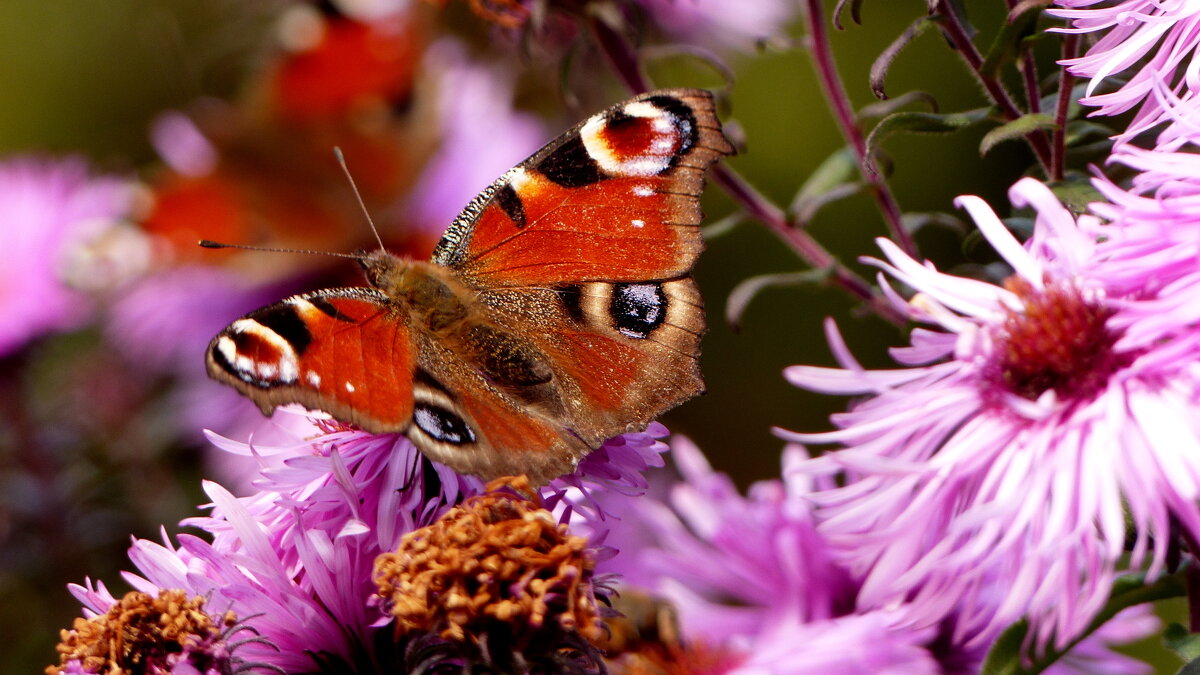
[432,89,733,286]
[206,288,416,432]
[404,340,592,484]
[475,277,705,448]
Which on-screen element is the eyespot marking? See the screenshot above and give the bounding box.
[413,404,476,445]
[211,319,301,387]
[611,282,667,339]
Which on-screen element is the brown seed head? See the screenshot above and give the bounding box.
[374,476,602,646]
[47,589,235,675]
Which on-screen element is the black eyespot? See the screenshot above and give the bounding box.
[611,282,667,339]
[413,404,476,445]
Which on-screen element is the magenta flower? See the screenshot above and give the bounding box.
[783,177,1196,651]
[598,436,1156,672]
[0,156,132,356]
[68,412,669,671]
[635,0,797,52]
[1054,0,1200,144]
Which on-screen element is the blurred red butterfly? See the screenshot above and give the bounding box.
[206,89,733,484]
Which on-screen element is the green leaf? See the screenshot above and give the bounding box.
[865,108,990,172]
[1047,173,1103,214]
[901,211,967,236]
[1063,120,1113,147]
[979,113,1057,156]
[980,1,1049,77]
[832,0,864,30]
[700,212,743,240]
[790,147,858,212]
[859,91,940,120]
[725,270,829,330]
[980,619,1029,675]
[871,17,936,100]
[1166,623,1200,663]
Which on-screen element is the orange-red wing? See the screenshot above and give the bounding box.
[205,288,415,433]
[432,89,733,287]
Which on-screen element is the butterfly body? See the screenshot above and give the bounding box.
[207,89,732,483]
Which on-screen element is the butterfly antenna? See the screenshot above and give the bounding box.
[333,147,387,253]
[197,240,363,259]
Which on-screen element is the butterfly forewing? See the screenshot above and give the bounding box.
[206,288,416,431]
[432,89,733,287]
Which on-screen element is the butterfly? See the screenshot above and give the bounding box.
[206,89,733,484]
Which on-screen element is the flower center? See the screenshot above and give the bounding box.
[49,590,236,675]
[375,477,604,652]
[986,277,1124,404]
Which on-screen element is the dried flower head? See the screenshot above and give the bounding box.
[48,590,237,675]
[375,477,603,647]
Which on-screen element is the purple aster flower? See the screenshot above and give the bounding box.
[85,427,477,672]
[599,436,1157,673]
[0,156,132,356]
[73,413,668,671]
[1054,0,1200,143]
[600,438,942,673]
[635,0,797,52]
[782,177,1192,652]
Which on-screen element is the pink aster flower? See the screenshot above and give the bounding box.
[0,156,132,356]
[598,437,1156,672]
[604,440,941,674]
[782,177,1196,652]
[1054,1,1200,143]
[72,414,669,671]
[635,0,797,52]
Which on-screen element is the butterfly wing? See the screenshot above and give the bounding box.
[431,89,733,286]
[403,333,593,484]
[423,89,728,460]
[205,288,416,432]
[476,278,705,448]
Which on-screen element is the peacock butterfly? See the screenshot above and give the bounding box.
[206,88,733,484]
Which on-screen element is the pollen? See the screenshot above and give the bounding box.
[47,589,236,675]
[985,277,1126,404]
[374,476,603,646]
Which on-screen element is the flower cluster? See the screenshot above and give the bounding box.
[52,416,667,673]
[772,0,1200,661]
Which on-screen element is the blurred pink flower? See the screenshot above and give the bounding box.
[784,177,1196,652]
[0,157,132,356]
[406,39,546,234]
[636,0,797,51]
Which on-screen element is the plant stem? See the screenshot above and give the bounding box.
[1052,33,1079,182]
[801,0,915,257]
[710,165,907,325]
[932,0,1053,174]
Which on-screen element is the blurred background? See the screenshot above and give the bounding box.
[1,0,1116,670]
